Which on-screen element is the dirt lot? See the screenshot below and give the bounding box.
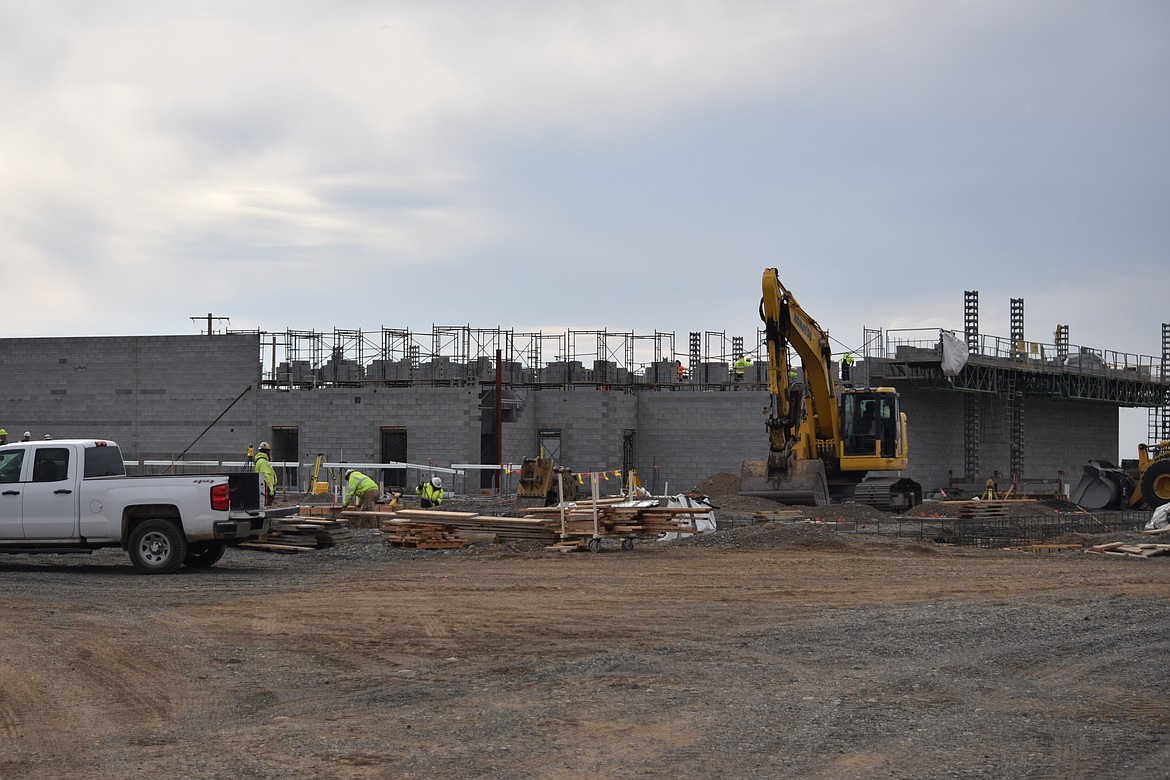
[2,504,1169,779]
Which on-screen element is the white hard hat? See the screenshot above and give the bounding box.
[345,469,354,479]
[431,476,442,488]
[259,441,270,450]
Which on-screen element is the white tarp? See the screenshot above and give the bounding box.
[659,494,717,541]
[940,330,969,376]
[1146,503,1170,530]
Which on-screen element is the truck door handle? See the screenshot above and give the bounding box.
[54,489,74,495]
[1,490,18,496]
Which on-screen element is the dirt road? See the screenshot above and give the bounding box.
[1,529,1168,779]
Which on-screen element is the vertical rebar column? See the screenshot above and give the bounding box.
[1151,323,1170,445]
[1010,298,1025,359]
[962,291,981,481]
[1008,298,1025,478]
[1055,324,1069,364]
[964,290,979,353]
[1006,371,1024,481]
[732,336,744,361]
[964,395,980,482]
[688,332,700,382]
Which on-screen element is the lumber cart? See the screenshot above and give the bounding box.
[527,473,709,552]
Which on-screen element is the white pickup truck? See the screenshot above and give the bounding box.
[0,438,288,574]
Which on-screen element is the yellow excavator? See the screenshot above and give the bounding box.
[1071,442,1170,510]
[740,267,923,510]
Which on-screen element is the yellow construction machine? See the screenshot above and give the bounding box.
[1071,442,1170,510]
[515,455,580,506]
[740,267,923,510]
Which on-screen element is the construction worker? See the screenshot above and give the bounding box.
[345,469,380,511]
[733,356,752,382]
[20,431,31,442]
[677,362,686,381]
[254,441,277,506]
[0,429,7,446]
[416,476,444,508]
[841,352,854,382]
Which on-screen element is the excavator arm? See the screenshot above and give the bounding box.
[759,267,841,458]
[743,267,921,510]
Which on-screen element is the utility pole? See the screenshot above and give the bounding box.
[190,313,230,335]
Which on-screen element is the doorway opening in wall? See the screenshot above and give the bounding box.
[622,429,636,489]
[538,429,563,465]
[380,427,407,492]
[271,427,299,491]
[479,433,496,491]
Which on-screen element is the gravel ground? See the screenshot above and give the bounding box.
[0,481,1167,779]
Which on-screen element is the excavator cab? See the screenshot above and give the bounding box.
[841,390,901,459]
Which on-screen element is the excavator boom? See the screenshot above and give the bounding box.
[741,267,922,509]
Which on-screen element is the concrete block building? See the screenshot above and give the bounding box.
[1,319,1166,499]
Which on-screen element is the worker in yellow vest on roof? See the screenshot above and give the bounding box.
[733,356,752,382]
[254,441,277,505]
[345,469,380,511]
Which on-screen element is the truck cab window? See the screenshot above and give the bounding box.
[0,450,23,484]
[32,448,69,483]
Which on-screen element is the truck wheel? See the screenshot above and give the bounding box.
[1141,460,1170,509]
[128,519,188,574]
[184,541,226,568]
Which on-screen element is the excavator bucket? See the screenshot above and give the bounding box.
[740,458,830,506]
[1071,460,1132,510]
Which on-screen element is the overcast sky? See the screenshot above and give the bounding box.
[3,1,1167,450]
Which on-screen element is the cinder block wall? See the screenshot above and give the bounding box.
[532,389,638,473]
[259,386,481,468]
[897,387,1118,491]
[0,334,261,460]
[0,335,1123,498]
[635,389,771,494]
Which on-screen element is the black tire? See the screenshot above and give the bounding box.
[128,519,188,574]
[620,538,634,551]
[587,538,601,553]
[184,541,227,568]
[1141,460,1170,509]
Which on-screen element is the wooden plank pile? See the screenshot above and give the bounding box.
[241,514,353,553]
[1086,541,1170,559]
[384,522,468,549]
[522,501,706,538]
[375,509,557,547]
[953,500,1037,519]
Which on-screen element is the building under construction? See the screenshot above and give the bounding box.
[1,294,1166,499]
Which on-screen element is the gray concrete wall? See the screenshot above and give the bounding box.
[897,386,1118,492]
[258,385,481,468]
[635,388,770,494]
[0,335,1121,498]
[0,334,261,460]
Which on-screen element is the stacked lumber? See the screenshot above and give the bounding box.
[385,522,468,549]
[523,502,706,537]
[955,500,1019,519]
[376,509,557,546]
[241,515,353,553]
[1086,541,1170,559]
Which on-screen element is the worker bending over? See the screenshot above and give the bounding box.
[344,469,380,511]
[416,476,444,508]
